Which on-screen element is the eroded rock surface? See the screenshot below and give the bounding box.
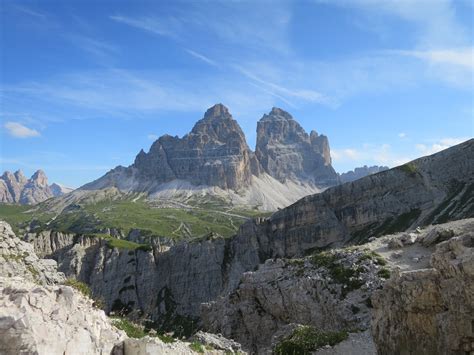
[202,249,385,353]
[0,277,126,355]
[372,230,474,354]
[0,221,65,284]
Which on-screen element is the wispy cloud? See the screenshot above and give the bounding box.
[395,48,473,70]
[333,143,412,168]
[333,136,470,172]
[65,34,119,59]
[13,5,47,19]
[184,49,219,67]
[110,15,181,39]
[236,66,337,108]
[3,122,41,138]
[147,134,159,140]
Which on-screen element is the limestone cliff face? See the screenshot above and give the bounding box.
[202,250,384,353]
[372,232,474,355]
[87,104,258,192]
[0,170,71,205]
[255,108,338,186]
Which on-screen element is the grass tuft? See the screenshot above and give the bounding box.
[189,341,205,353]
[274,326,348,354]
[64,278,92,298]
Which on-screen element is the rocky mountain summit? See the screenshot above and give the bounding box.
[80,104,338,210]
[255,107,338,186]
[0,170,72,205]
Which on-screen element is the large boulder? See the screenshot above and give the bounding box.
[372,233,474,354]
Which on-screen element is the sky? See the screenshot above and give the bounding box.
[1,0,473,188]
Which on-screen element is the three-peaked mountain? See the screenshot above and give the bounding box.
[81,104,339,210]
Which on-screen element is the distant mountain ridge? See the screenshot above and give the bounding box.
[80,104,339,210]
[339,165,389,183]
[0,170,73,205]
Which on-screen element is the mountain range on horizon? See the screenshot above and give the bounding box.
[0,104,465,209]
[0,169,72,205]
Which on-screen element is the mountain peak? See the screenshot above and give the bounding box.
[29,170,48,188]
[203,103,231,120]
[262,107,294,121]
[14,170,27,184]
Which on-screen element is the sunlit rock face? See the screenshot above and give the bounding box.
[255,107,338,186]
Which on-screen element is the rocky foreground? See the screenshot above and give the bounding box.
[1,216,473,354]
[0,221,244,355]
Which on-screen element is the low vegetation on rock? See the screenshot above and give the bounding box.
[274,326,348,354]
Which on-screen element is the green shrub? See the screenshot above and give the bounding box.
[64,279,92,298]
[274,326,348,354]
[189,341,205,353]
[360,251,387,266]
[377,268,391,279]
[112,318,146,338]
[310,252,364,296]
[398,163,418,176]
[157,334,175,343]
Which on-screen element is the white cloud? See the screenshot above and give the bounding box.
[332,143,411,169]
[332,148,360,161]
[398,48,473,70]
[398,132,407,138]
[416,137,469,155]
[3,122,40,138]
[147,134,158,140]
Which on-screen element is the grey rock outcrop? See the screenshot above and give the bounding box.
[50,183,74,197]
[372,232,474,354]
[339,165,389,184]
[0,221,65,284]
[0,169,72,204]
[0,277,126,355]
[202,250,385,353]
[255,107,338,186]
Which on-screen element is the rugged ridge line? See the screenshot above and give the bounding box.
[24,139,474,341]
[0,169,72,205]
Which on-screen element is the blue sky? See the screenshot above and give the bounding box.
[1,0,473,187]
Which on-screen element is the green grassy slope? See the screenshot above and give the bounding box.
[0,197,271,240]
